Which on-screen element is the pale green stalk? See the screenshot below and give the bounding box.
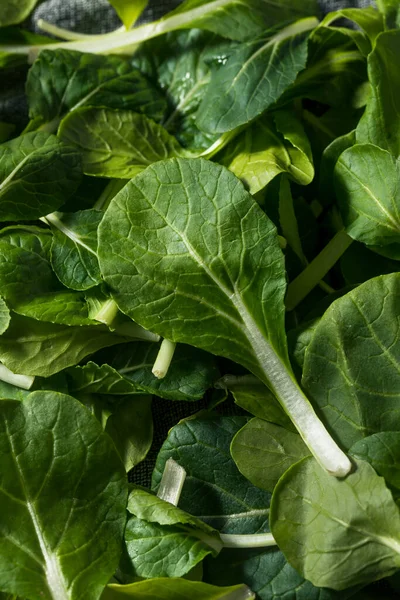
[0,364,35,390]
[152,339,177,379]
[157,458,187,506]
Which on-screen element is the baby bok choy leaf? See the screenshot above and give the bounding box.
[98,157,351,477]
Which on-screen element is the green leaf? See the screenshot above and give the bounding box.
[319,129,355,206]
[220,111,314,194]
[197,18,317,134]
[0,132,81,221]
[0,0,39,26]
[0,313,129,377]
[350,432,400,493]
[302,273,400,450]
[27,49,166,132]
[168,0,319,43]
[59,108,185,178]
[231,418,309,492]
[340,242,400,285]
[105,395,153,471]
[335,144,400,246]
[357,31,400,157]
[124,488,221,578]
[152,415,271,535]
[0,390,128,599]
[217,375,294,430]
[12,291,96,327]
[109,0,148,29]
[376,0,400,29]
[68,342,219,401]
[47,210,103,291]
[0,297,10,335]
[271,457,400,590]
[319,7,384,53]
[98,157,351,476]
[102,579,255,600]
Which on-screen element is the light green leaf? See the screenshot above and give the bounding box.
[335,144,400,246]
[0,313,129,377]
[124,488,221,578]
[47,210,103,291]
[59,107,185,178]
[271,457,400,590]
[0,0,39,26]
[12,291,96,326]
[350,432,400,493]
[102,579,255,600]
[109,0,148,29]
[67,341,219,401]
[221,112,314,194]
[27,49,166,132]
[376,0,400,29]
[98,157,351,476]
[231,418,309,492]
[0,132,81,221]
[152,415,271,535]
[197,18,317,134]
[0,297,10,335]
[105,395,153,471]
[0,391,128,600]
[302,274,400,450]
[357,31,400,157]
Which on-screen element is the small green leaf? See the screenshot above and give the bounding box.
[0,297,10,335]
[231,418,309,492]
[0,391,128,599]
[197,19,316,133]
[109,0,148,29]
[59,107,185,178]
[102,579,255,600]
[303,274,400,450]
[335,144,400,247]
[271,457,400,590]
[0,132,81,221]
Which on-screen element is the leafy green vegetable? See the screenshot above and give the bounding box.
[271,457,400,590]
[102,579,255,600]
[0,0,39,27]
[68,342,219,401]
[197,18,317,133]
[303,273,400,450]
[0,298,10,335]
[109,0,148,30]
[335,144,400,246]
[357,31,400,156]
[220,111,314,194]
[45,210,103,291]
[0,314,129,377]
[99,157,350,476]
[231,419,309,492]
[0,391,128,599]
[0,132,81,221]
[27,49,166,132]
[59,107,185,178]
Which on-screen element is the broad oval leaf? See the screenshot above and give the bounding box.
[197,18,316,133]
[27,49,166,131]
[335,144,400,247]
[102,578,255,600]
[271,457,400,590]
[98,157,350,476]
[0,313,129,377]
[47,210,103,291]
[0,132,81,221]
[59,107,185,178]
[302,273,400,450]
[231,418,309,492]
[0,0,39,26]
[0,390,128,600]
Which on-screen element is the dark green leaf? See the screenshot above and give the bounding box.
[0,132,81,221]
[59,107,185,178]
[231,418,309,492]
[0,391,128,599]
[27,49,166,131]
[350,432,400,493]
[271,457,400,590]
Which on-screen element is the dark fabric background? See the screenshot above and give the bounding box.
[0,0,373,485]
